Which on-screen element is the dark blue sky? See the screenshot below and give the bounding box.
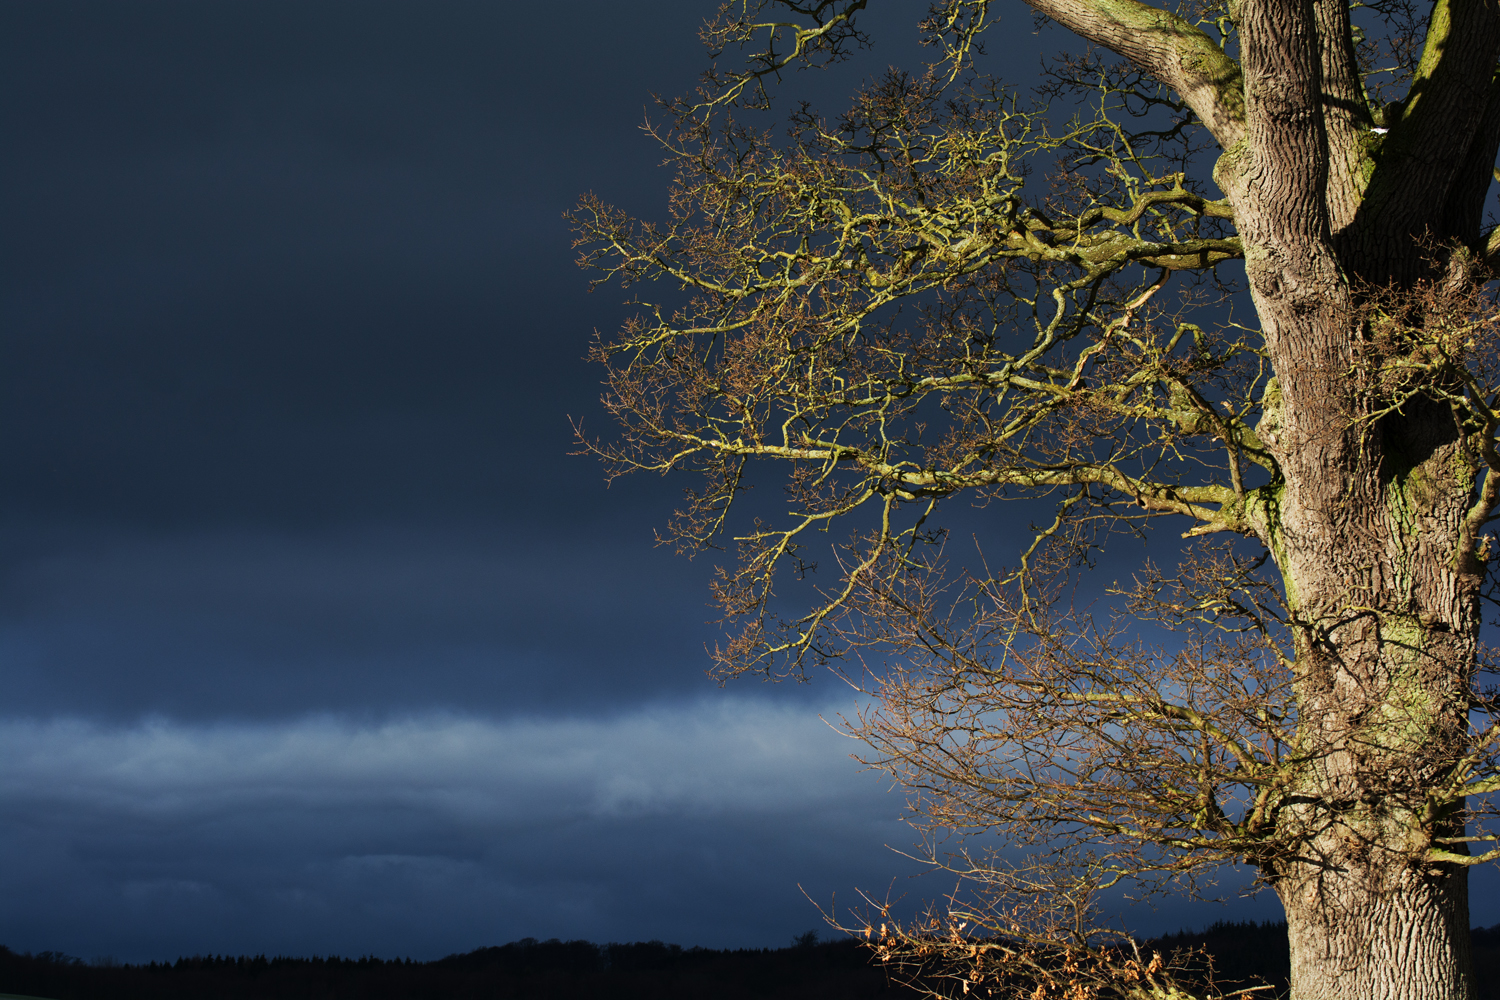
[4,0,1482,965]
[2,0,741,724]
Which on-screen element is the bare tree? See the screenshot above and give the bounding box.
[572,1,1500,996]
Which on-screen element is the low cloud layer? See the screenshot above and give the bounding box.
[0,699,921,961]
[0,700,873,818]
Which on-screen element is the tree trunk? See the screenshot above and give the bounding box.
[1248,279,1484,998]
[1244,254,1484,996]
[1279,860,1473,1000]
[1219,0,1491,977]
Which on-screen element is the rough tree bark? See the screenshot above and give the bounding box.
[1127,0,1497,994]
[574,0,1500,996]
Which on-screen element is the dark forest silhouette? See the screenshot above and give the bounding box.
[9,922,1498,999]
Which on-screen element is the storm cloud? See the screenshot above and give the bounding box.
[0,0,1403,964]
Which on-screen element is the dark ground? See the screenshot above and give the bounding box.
[5,922,1497,999]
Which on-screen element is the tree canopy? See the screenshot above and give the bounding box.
[575,1,1500,996]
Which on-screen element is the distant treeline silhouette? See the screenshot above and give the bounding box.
[4,922,1498,999]
[6,935,887,1000]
